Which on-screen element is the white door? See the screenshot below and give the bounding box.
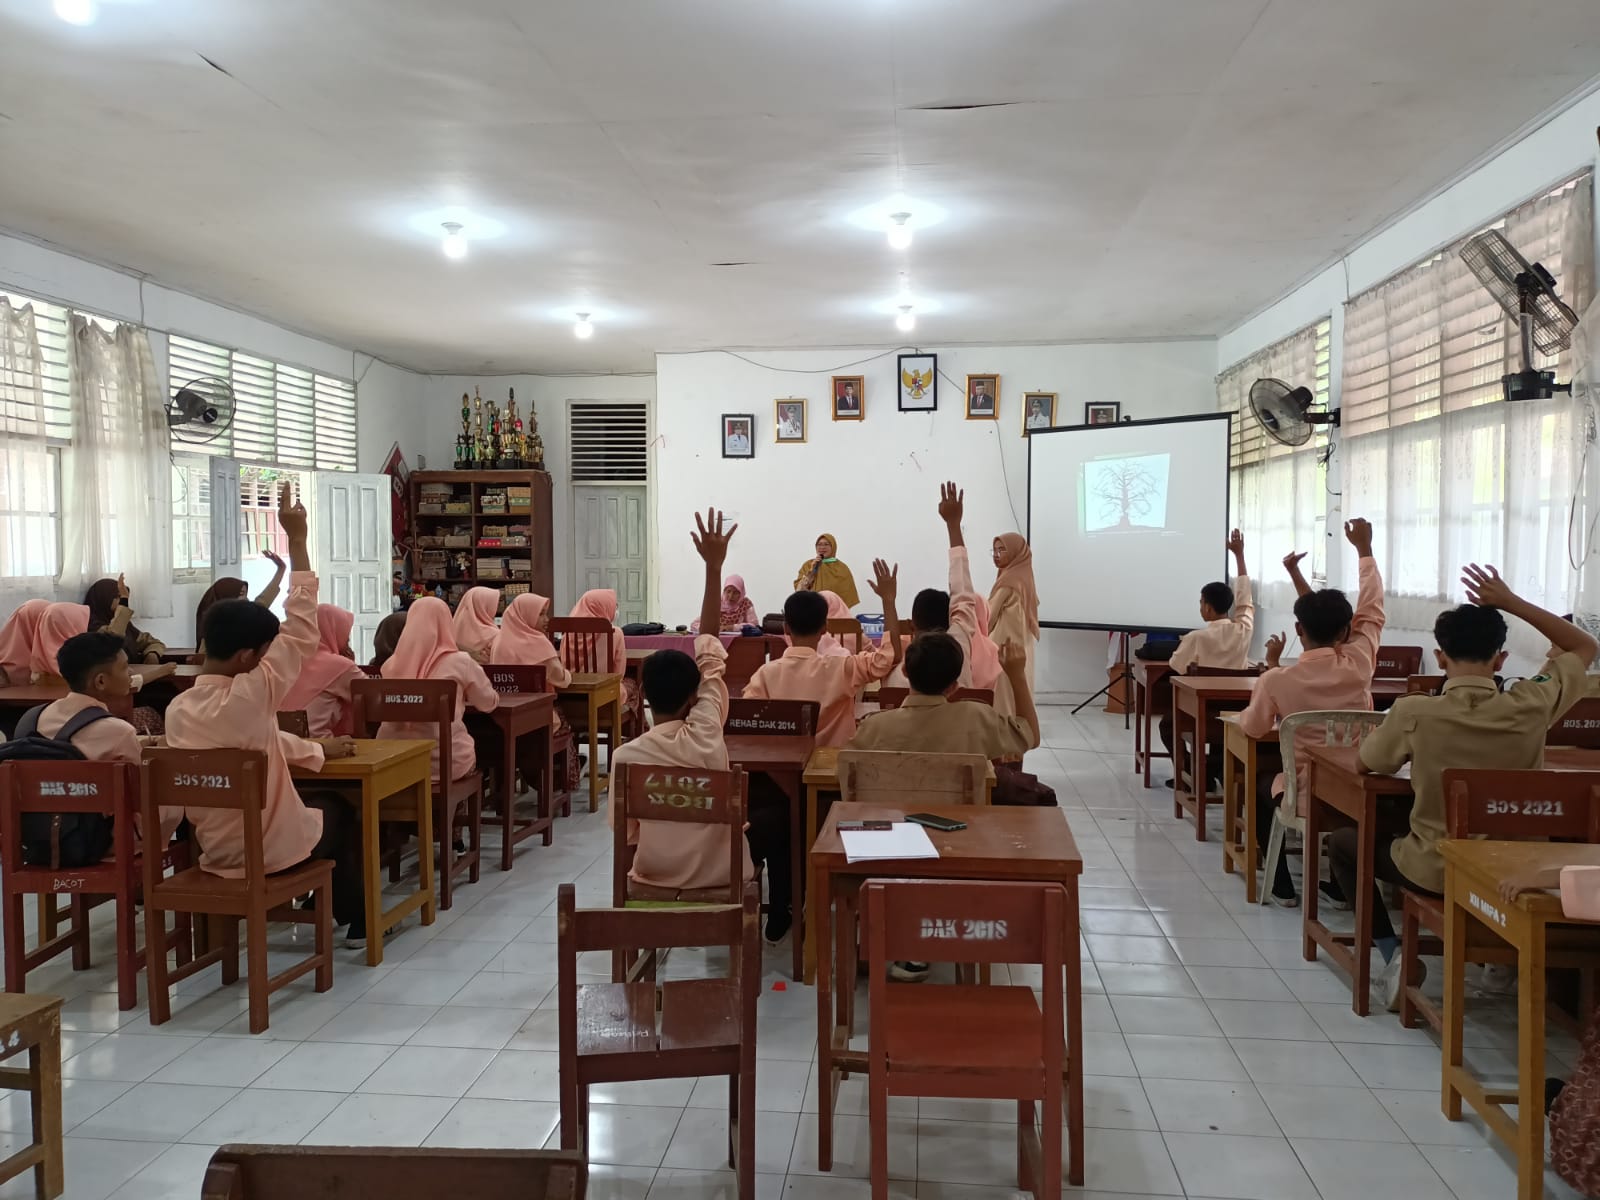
[208,457,241,586]
[573,484,648,626]
[315,472,389,661]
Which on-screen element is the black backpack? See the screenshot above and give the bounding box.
[0,704,117,868]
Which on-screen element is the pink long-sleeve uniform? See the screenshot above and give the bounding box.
[886,547,979,689]
[377,651,498,780]
[743,641,896,748]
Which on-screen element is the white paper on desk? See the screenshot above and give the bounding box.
[1392,762,1413,780]
[840,822,941,864]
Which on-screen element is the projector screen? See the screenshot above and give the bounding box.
[1028,414,1231,631]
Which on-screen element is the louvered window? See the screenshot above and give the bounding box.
[569,402,648,482]
[1,292,72,586]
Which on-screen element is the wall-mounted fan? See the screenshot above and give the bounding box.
[167,376,235,444]
[1248,377,1339,448]
[1460,229,1579,402]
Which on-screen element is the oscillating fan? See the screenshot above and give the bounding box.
[1460,229,1579,402]
[166,376,235,444]
[1248,377,1339,447]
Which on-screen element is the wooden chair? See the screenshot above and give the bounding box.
[1406,674,1446,696]
[1259,710,1385,906]
[0,760,191,1011]
[141,750,333,1035]
[863,879,1066,1200]
[558,881,759,1200]
[723,697,819,737]
[724,636,769,698]
[874,686,995,711]
[824,617,866,654]
[1186,664,1264,677]
[610,763,750,981]
[1374,645,1425,679]
[0,993,64,1199]
[351,678,483,910]
[837,749,989,807]
[1399,768,1600,1032]
[200,1146,586,1199]
[1547,696,1600,748]
[552,615,634,749]
[481,663,577,823]
[275,711,310,738]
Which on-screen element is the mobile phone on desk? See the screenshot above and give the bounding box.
[906,812,966,832]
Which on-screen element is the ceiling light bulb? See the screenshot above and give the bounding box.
[440,222,468,260]
[886,212,913,251]
[574,313,594,340]
[895,305,916,333]
[53,0,96,24]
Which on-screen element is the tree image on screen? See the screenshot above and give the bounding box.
[1082,453,1171,533]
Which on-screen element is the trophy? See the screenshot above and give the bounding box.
[455,392,472,468]
[506,388,525,466]
[472,387,488,465]
[491,394,508,468]
[526,402,546,472]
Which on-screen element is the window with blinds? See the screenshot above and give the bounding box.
[1,292,72,443]
[569,402,648,482]
[167,335,357,471]
[0,292,73,585]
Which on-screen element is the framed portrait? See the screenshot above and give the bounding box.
[721,413,754,459]
[1084,401,1121,426]
[774,398,807,443]
[965,374,999,420]
[898,353,937,412]
[1021,391,1057,436]
[831,375,864,421]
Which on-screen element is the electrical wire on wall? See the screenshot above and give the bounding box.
[934,363,1024,531]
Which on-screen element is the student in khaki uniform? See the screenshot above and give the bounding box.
[1351,562,1596,1011]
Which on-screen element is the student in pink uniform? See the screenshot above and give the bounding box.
[0,599,48,687]
[279,605,366,738]
[164,486,365,941]
[490,592,581,792]
[30,603,92,684]
[886,482,981,690]
[813,591,855,658]
[969,596,1004,693]
[452,587,501,663]
[608,510,763,914]
[379,596,498,781]
[1237,519,1385,906]
[561,588,644,732]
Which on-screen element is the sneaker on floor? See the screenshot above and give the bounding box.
[1471,962,1516,998]
[1318,880,1352,911]
[889,961,931,983]
[1267,888,1300,909]
[764,907,792,945]
[1377,953,1422,1013]
[343,927,368,949]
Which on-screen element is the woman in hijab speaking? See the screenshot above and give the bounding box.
[793,533,859,609]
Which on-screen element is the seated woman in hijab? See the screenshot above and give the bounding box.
[279,605,366,737]
[377,597,497,782]
[988,532,1040,717]
[0,599,49,687]
[561,589,646,733]
[793,534,859,609]
[691,575,759,633]
[452,586,501,663]
[491,592,583,793]
[85,576,167,663]
[192,551,287,659]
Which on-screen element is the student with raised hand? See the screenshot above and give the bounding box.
[1352,562,1598,1011]
[853,636,1039,759]
[85,575,166,664]
[1238,518,1385,907]
[452,586,501,663]
[165,485,365,943]
[886,482,981,689]
[278,604,367,738]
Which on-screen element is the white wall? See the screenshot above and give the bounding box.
[654,342,1218,696]
[424,372,658,614]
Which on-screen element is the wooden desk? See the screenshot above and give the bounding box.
[810,802,1084,1186]
[467,693,556,870]
[727,732,816,982]
[798,746,997,984]
[0,992,63,1198]
[1220,712,1280,903]
[291,739,435,967]
[1371,678,1407,711]
[1170,675,1256,840]
[0,666,202,722]
[555,673,623,812]
[624,648,650,686]
[1133,661,1173,788]
[1441,840,1600,1200]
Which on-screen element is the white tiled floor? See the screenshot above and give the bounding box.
[2,704,1588,1199]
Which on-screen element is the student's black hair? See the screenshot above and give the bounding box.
[905,633,964,695]
[641,648,701,716]
[911,588,951,632]
[57,631,126,693]
[783,590,828,637]
[204,598,281,661]
[1293,588,1355,648]
[1434,603,1508,664]
[1200,581,1234,614]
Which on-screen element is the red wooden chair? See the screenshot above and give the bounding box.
[0,760,191,1010]
[723,698,819,737]
[1374,645,1425,679]
[558,881,759,1200]
[201,1146,585,1199]
[611,763,750,981]
[1399,768,1600,1031]
[141,750,334,1034]
[1547,696,1600,748]
[275,711,310,738]
[351,678,483,910]
[874,686,995,710]
[824,617,866,654]
[863,879,1067,1200]
[724,637,770,699]
[552,615,635,749]
[480,662,577,826]
[1406,674,1446,696]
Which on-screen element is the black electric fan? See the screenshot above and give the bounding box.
[166,376,235,444]
[1459,229,1579,402]
[1249,377,1339,447]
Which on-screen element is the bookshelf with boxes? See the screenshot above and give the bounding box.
[409,470,554,610]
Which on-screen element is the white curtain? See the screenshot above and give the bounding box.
[60,316,174,617]
[0,298,59,608]
[1341,174,1594,656]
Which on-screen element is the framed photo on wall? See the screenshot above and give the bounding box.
[832,375,864,421]
[898,353,937,412]
[1022,391,1056,435]
[721,413,754,459]
[1084,401,1121,425]
[775,398,807,443]
[965,374,999,420]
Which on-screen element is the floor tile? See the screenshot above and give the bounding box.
[1076,1128,1183,1196]
[662,1107,798,1176]
[357,1045,497,1098]
[1125,1033,1248,1082]
[1291,1136,1455,1199]
[251,1041,394,1093]
[466,1049,564,1103]
[1163,1130,1318,1199]
[74,1082,238,1142]
[1113,995,1222,1037]
[148,1037,293,1088]
[577,1102,686,1168]
[1185,965,1296,1001]
[786,1113,918,1181]
[1258,1083,1410,1141]
[62,1034,203,1083]
[424,1097,562,1148]
[183,1088,343,1145]
[1232,1038,1365,1087]
[307,1002,440,1045]
[1206,999,1328,1041]
[1143,1077,1274,1135]
[301,1092,453,1146]
[106,1143,218,1200]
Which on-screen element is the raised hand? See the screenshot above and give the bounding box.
[691,508,738,568]
[1462,563,1517,611]
[999,641,1027,675]
[1227,529,1245,557]
[1265,632,1286,668]
[868,558,899,605]
[1344,517,1373,554]
[938,482,964,526]
[116,572,129,600]
[276,483,307,544]
[1282,551,1307,573]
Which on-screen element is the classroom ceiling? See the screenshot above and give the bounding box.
[1,0,1598,375]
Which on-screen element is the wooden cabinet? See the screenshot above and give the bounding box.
[409,470,554,609]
